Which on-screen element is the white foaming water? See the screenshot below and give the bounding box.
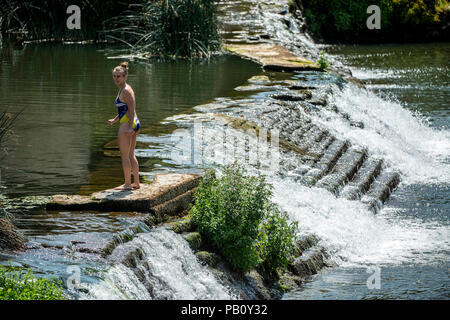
[179,116,450,269]
[315,83,450,184]
[268,176,450,268]
[80,264,152,300]
[82,228,236,300]
[161,110,449,269]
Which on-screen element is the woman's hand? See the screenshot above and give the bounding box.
[108,118,117,126]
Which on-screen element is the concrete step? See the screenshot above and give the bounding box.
[315,147,367,193]
[339,158,384,200]
[361,170,401,213]
[46,173,202,213]
[300,139,349,185]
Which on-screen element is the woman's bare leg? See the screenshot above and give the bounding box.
[129,130,140,189]
[115,124,133,190]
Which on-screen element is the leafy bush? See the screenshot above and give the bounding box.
[316,51,329,70]
[0,264,67,300]
[257,209,298,277]
[190,163,298,275]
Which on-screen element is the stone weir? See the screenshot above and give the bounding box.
[46,173,201,217]
[45,172,329,299]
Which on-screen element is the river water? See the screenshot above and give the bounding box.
[282,42,450,300]
[0,40,449,300]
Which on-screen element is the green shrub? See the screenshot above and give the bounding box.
[190,163,298,275]
[0,264,67,300]
[257,209,298,277]
[316,51,329,70]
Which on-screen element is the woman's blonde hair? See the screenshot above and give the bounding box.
[113,61,129,76]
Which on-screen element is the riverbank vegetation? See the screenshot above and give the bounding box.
[0,264,67,300]
[1,109,25,251]
[189,164,298,277]
[1,0,221,58]
[104,0,221,58]
[291,0,450,43]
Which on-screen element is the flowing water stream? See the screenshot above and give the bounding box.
[0,2,449,300]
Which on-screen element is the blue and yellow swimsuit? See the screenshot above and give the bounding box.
[116,90,141,131]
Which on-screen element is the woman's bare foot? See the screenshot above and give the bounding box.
[114,184,133,190]
[131,183,140,190]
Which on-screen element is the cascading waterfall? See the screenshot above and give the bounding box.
[77,0,448,299]
[159,82,450,270]
[80,228,237,300]
[318,83,450,184]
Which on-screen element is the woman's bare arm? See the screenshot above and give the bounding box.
[108,114,119,126]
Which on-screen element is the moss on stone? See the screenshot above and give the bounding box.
[166,216,193,234]
[182,232,202,250]
[277,274,303,293]
[195,251,220,267]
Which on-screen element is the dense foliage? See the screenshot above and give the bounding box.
[190,164,298,276]
[0,265,67,300]
[294,0,450,43]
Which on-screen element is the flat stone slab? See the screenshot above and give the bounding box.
[46,173,202,213]
[224,44,320,72]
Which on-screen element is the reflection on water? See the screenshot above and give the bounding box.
[0,43,260,197]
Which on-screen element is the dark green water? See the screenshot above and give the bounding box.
[0,43,260,197]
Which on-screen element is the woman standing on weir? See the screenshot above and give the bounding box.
[108,62,141,190]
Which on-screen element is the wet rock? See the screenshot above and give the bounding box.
[165,216,194,234]
[244,270,272,300]
[271,93,306,101]
[277,273,303,292]
[102,222,151,257]
[310,98,327,106]
[195,251,220,267]
[247,75,271,84]
[294,234,319,257]
[182,232,202,250]
[289,247,327,277]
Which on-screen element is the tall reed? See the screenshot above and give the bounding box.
[103,0,221,58]
[0,109,22,161]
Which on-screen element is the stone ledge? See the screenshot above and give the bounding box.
[46,173,202,214]
[224,43,321,72]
